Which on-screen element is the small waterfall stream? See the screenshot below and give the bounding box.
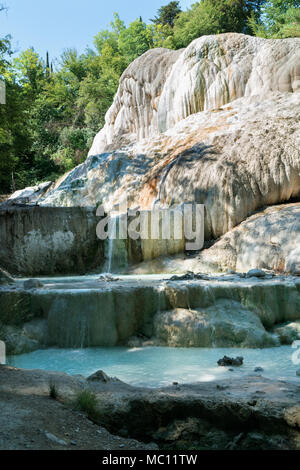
[107,216,117,273]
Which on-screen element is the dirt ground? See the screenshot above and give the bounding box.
[0,366,157,450]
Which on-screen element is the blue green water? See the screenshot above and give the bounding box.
[8,346,299,388]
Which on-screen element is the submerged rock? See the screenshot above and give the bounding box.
[98,274,120,282]
[218,356,244,367]
[23,279,43,289]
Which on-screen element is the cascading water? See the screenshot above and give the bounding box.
[107,216,117,273]
[203,284,217,348]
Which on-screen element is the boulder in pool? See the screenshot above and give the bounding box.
[87,370,121,383]
[218,356,244,367]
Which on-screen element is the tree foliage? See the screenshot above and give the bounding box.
[151,1,182,27]
[249,1,300,37]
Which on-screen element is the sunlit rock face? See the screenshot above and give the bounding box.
[195,203,300,274]
[131,203,300,274]
[90,47,182,151]
[90,33,300,154]
[43,93,300,240]
[42,33,300,243]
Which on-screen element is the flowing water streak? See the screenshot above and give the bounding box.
[203,284,217,348]
[157,282,167,314]
[107,216,117,273]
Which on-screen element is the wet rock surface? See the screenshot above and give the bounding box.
[1,275,300,351]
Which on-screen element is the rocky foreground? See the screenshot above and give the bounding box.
[0,365,299,450]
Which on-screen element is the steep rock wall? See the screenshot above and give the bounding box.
[0,206,104,275]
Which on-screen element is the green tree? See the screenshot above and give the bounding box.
[118,18,153,63]
[249,1,300,37]
[151,1,182,27]
[172,1,266,48]
[11,48,45,98]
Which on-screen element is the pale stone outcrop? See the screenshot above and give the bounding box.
[130,203,300,274]
[42,92,300,241]
[194,203,300,273]
[272,320,300,345]
[154,301,278,348]
[89,33,300,154]
[2,181,53,207]
[90,47,182,152]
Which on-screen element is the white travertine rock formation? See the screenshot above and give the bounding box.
[89,33,300,155]
[42,92,300,239]
[89,47,181,153]
[130,203,300,274]
[196,203,300,273]
[41,33,300,261]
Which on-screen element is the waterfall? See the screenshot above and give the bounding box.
[107,216,117,273]
[203,284,217,347]
[157,282,167,314]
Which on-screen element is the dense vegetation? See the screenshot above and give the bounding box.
[0,0,299,193]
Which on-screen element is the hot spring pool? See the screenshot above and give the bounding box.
[7,346,299,387]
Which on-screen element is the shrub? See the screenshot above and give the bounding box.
[74,389,100,421]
